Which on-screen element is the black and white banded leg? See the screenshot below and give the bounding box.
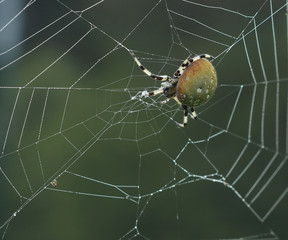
[178,105,189,127]
[173,54,214,78]
[178,106,198,127]
[190,107,198,120]
[138,85,166,98]
[129,50,172,82]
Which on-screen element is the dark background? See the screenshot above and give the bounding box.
[0,0,288,239]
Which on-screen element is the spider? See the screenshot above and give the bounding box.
[130,50,217,127]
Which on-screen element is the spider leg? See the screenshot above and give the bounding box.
[141,79,178,99]
[178,105,189,127]
[173,54,214,78]
[147,87,165,97]
[177,106,198,127]
[172,96,182,106]
[190,107,198,120]
[129,50,172,82]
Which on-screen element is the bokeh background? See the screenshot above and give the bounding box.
[0,0,288,239]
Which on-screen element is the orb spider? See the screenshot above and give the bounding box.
[130,50,217,127]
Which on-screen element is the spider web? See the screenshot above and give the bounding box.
[0,0,288,239]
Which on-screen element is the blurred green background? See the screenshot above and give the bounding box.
[0,0,288,239]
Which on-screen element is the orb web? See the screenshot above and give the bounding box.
[0,0,288,239]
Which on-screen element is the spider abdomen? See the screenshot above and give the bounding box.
[176,58,217,107]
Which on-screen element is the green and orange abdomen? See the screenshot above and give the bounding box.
[176,58,217,107]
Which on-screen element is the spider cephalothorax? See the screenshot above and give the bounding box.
[130,50,217,127]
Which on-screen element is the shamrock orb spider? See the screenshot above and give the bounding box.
[130,50,217,127]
